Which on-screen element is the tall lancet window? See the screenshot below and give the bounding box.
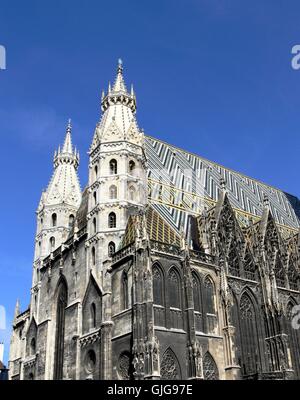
[169,268,181,309]
[109,159,117,175]
[54,279,68,380]
[129,160,135,174]
[121,271,128,310]
[92,218,97,234]
[69,214,74,228]
[52,213,57,227]
[153,265,164,306]
[203,276,217,334]
[108,212,116,228]
[90,303,96,329]
[108,242,115,257]
[91,246,96,266]
[50,237,55,252]
[239,293,260,376]
[94,165,98,180]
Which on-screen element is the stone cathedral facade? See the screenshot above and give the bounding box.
[9,62,300,380]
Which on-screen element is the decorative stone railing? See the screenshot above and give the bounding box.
[190,249,215,264]
[112,243,135,263]
[150,240,181,256]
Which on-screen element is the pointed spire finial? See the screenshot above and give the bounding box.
[118,58,123,72]
[14,299,20,319]
[62,118,73,154]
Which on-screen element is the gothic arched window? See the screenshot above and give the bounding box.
[109,185,117,199]
[93,191,97,205]
[108,212,116,228]
[203,276,217,334]
[52,213,57,227]
[91,246,96,266]
[49,236,55,252]
[169,268,181,309]
[109,159,117,175]
[94,165,98,180]
[129,160,135,173]
[160,348,181,380]
[192,272,203,332]
[204,276,215,314]
[90,303,96,329]
[121,271,128,310]
[129,186,136,201]
[108,241,115,257]
[92,217,97,233]
[153,265,164,306]
[54,279,68,380]
[203,352,219,380]
[239,293,260,376]
[69,214,75,228]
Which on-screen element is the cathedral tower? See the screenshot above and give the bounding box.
[87,60,147,274]
[32,121,82,313]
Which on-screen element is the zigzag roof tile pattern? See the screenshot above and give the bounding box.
[144,136,300,236]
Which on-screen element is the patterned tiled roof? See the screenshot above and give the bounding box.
[145,136,300,236]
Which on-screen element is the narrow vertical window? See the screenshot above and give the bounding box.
[121,271,128,310]
[94,165,98,180]
[91,246,96,266]
[50,236,55,252]
[69,214,74,228]
[93,191,97,206]
[54,279,68,380]
[239,293,260,376]
[153,266,164,306]
[91,303,96,329]
[92,218,97,233]
[109,159,117,175]
[169,268,181,309]
[108,242,115,257]
[52,213,57,227]
[129,160,135,173]
[108,212,116,228]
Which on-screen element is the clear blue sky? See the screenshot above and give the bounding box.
[1,0,300,363]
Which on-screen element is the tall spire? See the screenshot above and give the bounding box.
[112,58,127,92]
[62,119,73,154]
[100,59,136,114]
[54,119,79,170]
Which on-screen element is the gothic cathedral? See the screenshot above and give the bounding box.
[9,62,300,380]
